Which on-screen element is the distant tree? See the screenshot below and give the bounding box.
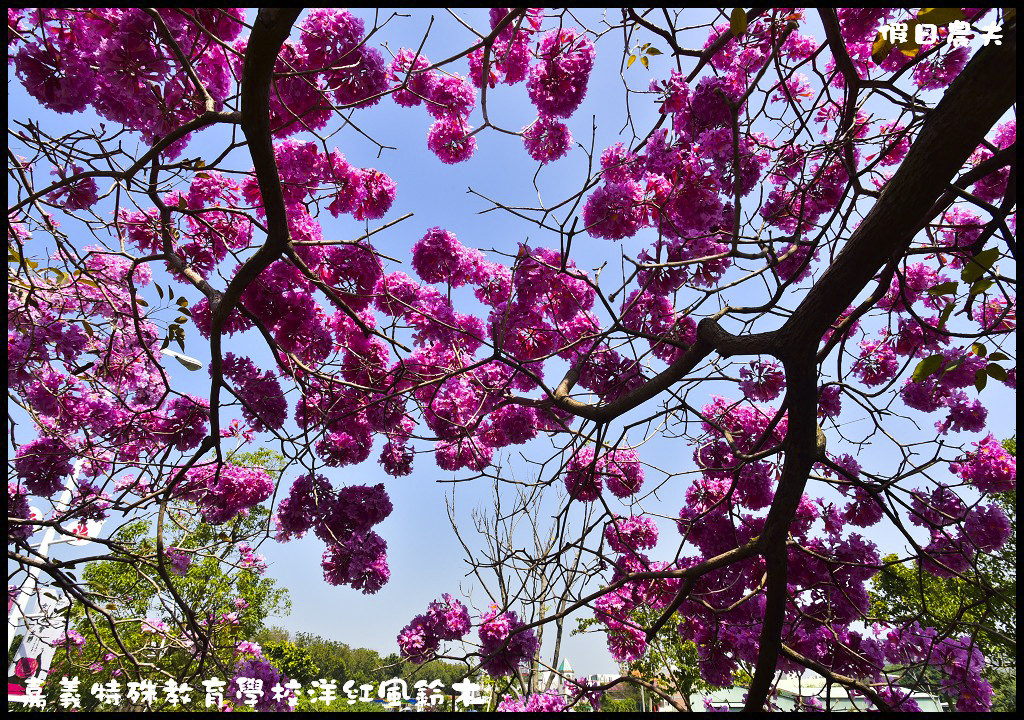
[33,450,290,710]
[870,435,1016,711]
[263,637,320,684]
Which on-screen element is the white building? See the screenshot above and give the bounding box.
[532,657,576,693]
[656,672,947,712]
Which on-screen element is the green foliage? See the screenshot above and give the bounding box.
[34,451,292,711]
[253,630,472,712]
[574,604,710,710]
[869,434,1016,711]
[602,695,639,712]
[263,639,320,684]
[988,664,1016,713]
[624,606,709,699]
[40,506,289,710]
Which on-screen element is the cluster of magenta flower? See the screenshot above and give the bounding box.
[8,241,228,528]
[397,596,540,681]
[396,593,473,664]
[227,657,291,712]
[496,692,567,712]
[275,476,393,593]
[576,384,1013,710]
[11,9,244,158]
[393,7,593,165]
[7,9,1018,711]
[563,446,645,501]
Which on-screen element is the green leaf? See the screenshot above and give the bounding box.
[940,357,963,376]
[986,364,1007,382]
[730,7,748,37]
[937,301,955,330]
[960,247,1000,282]
[155,284,164,300]
[913,354,944,382]
[917,8,966,26]
[81,319,94,337]
[969,278,994,295]
[972,343,987,357]
[897,38,921,58]
[177,296,188,306]
[871,32,894,63]
[641,55,649,69]
[975,368,988,392]
[988,352,1010,362]
[627,54,637,68]
[136,297,148,307]
[646,47,662,56]
[927,281,958,296]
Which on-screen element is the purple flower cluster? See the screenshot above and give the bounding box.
[468,8,542,89]
[522,115,572,164]
[497,692,567,712]
[13,9,243,157]
[14,437,75,497]
[7,260,180,486]
[243,9,388,137]
[234,641,262,657]
[564,447,600,501]
[8,483,35,541]
[527,28,595,119]
[321,531,389,594]
[427,115,478,164]
[274,476,393,594]
[386,43,480,163]
[237,542,268,574]
[478,605,540,677]
[604,515,659,555]
[165,546,192,576]
[884,624,993,712]
[397,593,472,664]
[182,463,274,525]
[412,227,484,287]
[221,354,287,433]
[389,48,435,107]
[564,446,645,502]
[950,434,1016,493]
[963,503,1012,552]
[738,360,786,402]
[53,629,86,652]
[47,165,99,211]
[974,296,1015,333]
[227,658,293,712]
[274,473,332,541]
[970,120,1015,204]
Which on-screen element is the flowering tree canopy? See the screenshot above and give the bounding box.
[7,7,1017,712]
